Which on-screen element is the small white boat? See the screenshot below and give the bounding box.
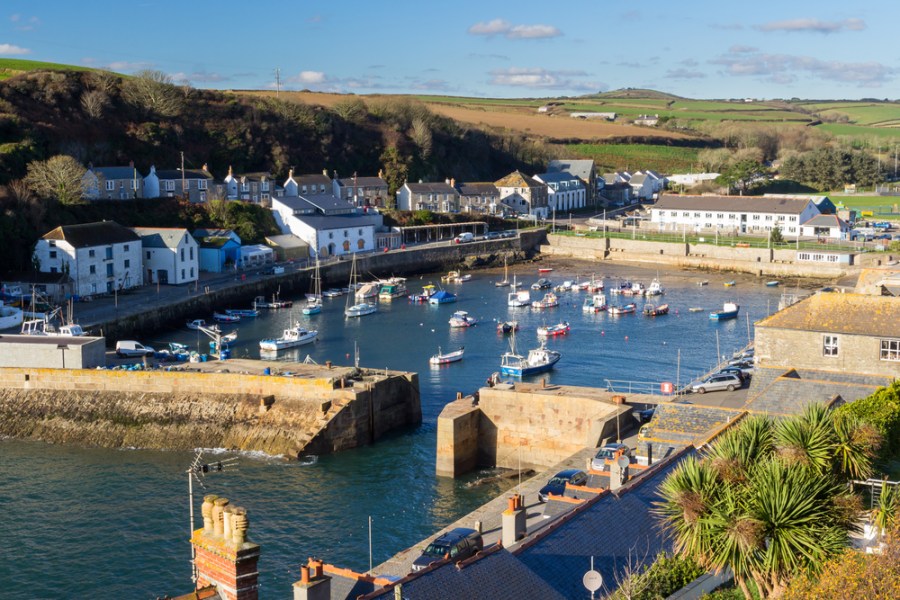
[303,256,323,315]
[622,282,646,296]
[582,292,608,313]
[344,253,376,318]
[355,282,379,300]
[187,319,220,331]
[495,258,511,287]
[448,310,477,328]
[537,322,570,337]
[554,280,573,292]
[609,303,637,315]
[429,346,465,365]
[0,301,24,330]
[213,311,241,323]
[697,280,709,286]
[225,308,259,318]
[500,338,561,377]
[532,292,559,309]
[645,278,664,296]
[442,271,472,283]
[322,288,344,298]
[688,307,704,313]
[508,288,531,307]
[259,322,318,351]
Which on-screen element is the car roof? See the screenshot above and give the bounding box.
[554,468,585,477]
[600,443,627,450]
[438,527,478,541]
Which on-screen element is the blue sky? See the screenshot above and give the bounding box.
[2,0,897,99]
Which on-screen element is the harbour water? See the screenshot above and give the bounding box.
[0,262,785,598]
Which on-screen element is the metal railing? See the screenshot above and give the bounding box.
[851,478,900,509]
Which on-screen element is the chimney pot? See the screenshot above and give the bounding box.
[301,565,310,584]
[507,496,516,512]
[323,168,328,176]
[232,507,248,545]
[201,495,219,532]
[325,360,332,369]
[213,497,230,536]
[223,506,234,543]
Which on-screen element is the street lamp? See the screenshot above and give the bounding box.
[57,343,69,369]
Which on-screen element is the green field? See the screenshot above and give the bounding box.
[0,58,96,80]
[565,143,700,172]
[816,104,900,126]
[817,123,900,140]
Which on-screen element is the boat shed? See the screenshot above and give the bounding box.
[0,334,106,369]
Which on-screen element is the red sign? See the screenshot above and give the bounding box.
[660,381,674,395]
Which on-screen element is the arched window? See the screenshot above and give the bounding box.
[357,239,365,249]
[343,240,350,252]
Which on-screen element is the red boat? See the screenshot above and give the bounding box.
[538,268,554,274]
[537,322,570,337]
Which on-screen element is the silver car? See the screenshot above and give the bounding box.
[691,373,742,394]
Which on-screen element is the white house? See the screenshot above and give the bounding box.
[219,167,273,204]
[547,159,599,204]
[534,172,586,213]
[82,165,143,200]
[282,170,332,197]
[271,193,382,257]
[649,194,821,238]
[668,173,720,187]
[396,181,460,213]
[494,171,549,219]
[132,227,199,285]
[627,173,656,201]
[799,214,852,239]
[143,165,214,203]
[33,221,143,297]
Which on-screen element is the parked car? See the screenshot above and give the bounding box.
[638,424,653,440]
[538,469,588,503]
[717,365,752,382]
[591,443,632,471]
[115,340,155,358]
[874,233,892,240]
[411,528,483,572]
[453,232,475,244]
[632,408,655,424]
[691,373,742,394]
[484,231,501,240]
[501,231,516,238]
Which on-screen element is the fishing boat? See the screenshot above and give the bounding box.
[509,275,522,289]
[378,278,409,300]
[187,319,220,331]
[697,280,709,287]
[582,292,608,313]
[495,258,512,287]
[586,275,604,293]
[554,281,574,292]
[322,288,344,298]
[538,267,554,274]
[302,257,323,315]
[344,254,377,318]
[213,311,241,323]
[355,282,380,301]
[429,346,465,365]
[508,288,531,307]
[531,278,552,290]
[253,292,293,309]
[410,284,437,303]
[709,302,740,321]
[531,292,559,309]
[497,320,518,334]
[609,281,632,295]
[441,270,471,283]
[500,336,561,377]
[643,303,670,317]
[723,280,736,288]
[688,307,704,313]
[766,281,780,287]
[221,331,238,343]
[645,278,664,296]
[0,301,24,330]
[608,303,637,315]
[259,322,318,351]
[448,310,477,328]
[537,322,570,337]
[225,308,260,318]
[428,290,457,305]
[622,282,646,297]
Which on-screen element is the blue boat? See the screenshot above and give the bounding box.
[500,339,561,377]
[709,302,740,321]
[766,281,780,287]
[428,290,457,305]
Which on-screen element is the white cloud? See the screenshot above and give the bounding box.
[666,68,706,80]
[468,19,561,40]
[488,67,601,91]
[755,18,866,34]
[169,71,229,83]
[0,43,30,55]
[291,70,326,84]
[712,50,894,87]
[104,60,154,71]
[10,14,39,31]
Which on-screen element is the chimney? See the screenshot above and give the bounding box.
[228,165,233,176]
[378,169,383,179]
[322,169,328,177]
[450,178,456,188]
[292,557,331,600]
[501,494,526,547]
[191,496,261,600]
[202,163,209,172]
[609,457,629,491]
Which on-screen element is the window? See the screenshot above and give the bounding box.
[50,267,57,273]
[670,211,678,217]
[131,181,138,190]
[180,248,185,261]
[48,240,56,247]
[181,269,185,279]
[198,180,208,190]
[190,267,194,278]
[261,181,269,191]
[693,212,700,218]
[89,265,96,274]
[106,263,113,277]
[358,239,365,249]
[716,213,723,219]
[89,249,95,257]
[199,192,206,202]
[328,232,333,239]
[765,215,772,221]
[881,339,900,361]
[123,245,129,252]
[105,247,113,260]
[165,181,175,191]
[823,335,839,357]
[124,259,130,269]
[358,229,363,235]
[189,247,194,260]
[146,251,151,259]
[344,230,348,238]
[683,212,690,217]
[106,181,115,191]
[49,250,57,259]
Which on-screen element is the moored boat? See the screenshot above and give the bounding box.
[441,270,471,283]
[259,322,318,351]
[508,288,531,307]
[609,281,632,295]
[187,318,220,331]
[723,280,736,287]
[303,257,323,315]
[645,278,664,296]
[688,307,704,313]
[766,280,780,287]
[495,258,512,287]
[643,303,669,317]
[537,322,570,337]
[225,308,260,318]
[531,292,559,309]
[709,302,740,321]
[213,311,241,323]
[497,320,519,334]
[355,283,380,301]
[378,278,409,300]
[582,292,608,313]
[554,280,574,293]
[322,288,344,298]
[345,254,377,318]
[538,267,553,274]
[500,338,560,377]
[448,310,477,328]
[608,303,637,315]
[428,290,457,305]
[253,293,293,309]
[531,278,552,290]
[622,282,646,297]
[697,280,709,286]
[0,301,24,330]
[410,284,437,303]
[429,346,465,365]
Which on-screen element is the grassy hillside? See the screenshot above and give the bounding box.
[0,58,98,80]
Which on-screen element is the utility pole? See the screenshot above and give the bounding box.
[275,68,281,95]
[181,151,186,200]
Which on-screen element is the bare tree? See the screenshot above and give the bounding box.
[80,89,109,119]
[332,97,367,124]
[85,70,120,95]
[24,155,88,205]
[121,69,184,117]
[411,116,433,158]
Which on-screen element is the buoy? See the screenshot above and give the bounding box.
[625,335,629,341]
[346,353,350,358]
[601,331,605,335]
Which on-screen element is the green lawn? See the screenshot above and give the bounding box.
[815,104,900,126]
[830,194,900,217]
[817,123,900,140]
[0,58,96,80]
[565,143,700,172]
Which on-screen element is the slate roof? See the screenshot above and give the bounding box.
[654,194,812,215]
[755,292,900,337]
[193,228,238,240]
[494,171,543,189]
[547,159,594,182]
[363,548,566,600]
[92,166,140,180]
[154,169,213,180]
[265,234,309,249]
[404,182,458,195]
[801,214,848,228]
[132,227,191,249]
[744,366,892,416]
[42,221,139,248]
[457,182,500,197]
[534,172,583,186]
[513,449,692,599]
[292,213,382,230]
[629,173,649,185]
[292,173,333,187]
[337,176,387,187]
[197,237,236,249]
[638,403,741,460]
[276,194,357,214]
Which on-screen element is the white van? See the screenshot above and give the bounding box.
[454,232,474,244]
[115,340,155,358]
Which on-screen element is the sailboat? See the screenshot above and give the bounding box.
[500,329,561,377]
[344,253,377,318]
[495,257,511,287]
[302,256,323,315]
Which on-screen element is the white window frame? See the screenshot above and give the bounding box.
[198,179,208,190]
[165,180,175,191]
[823,334,839,357]
[880,339,900,361]
[106,180,115,191]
